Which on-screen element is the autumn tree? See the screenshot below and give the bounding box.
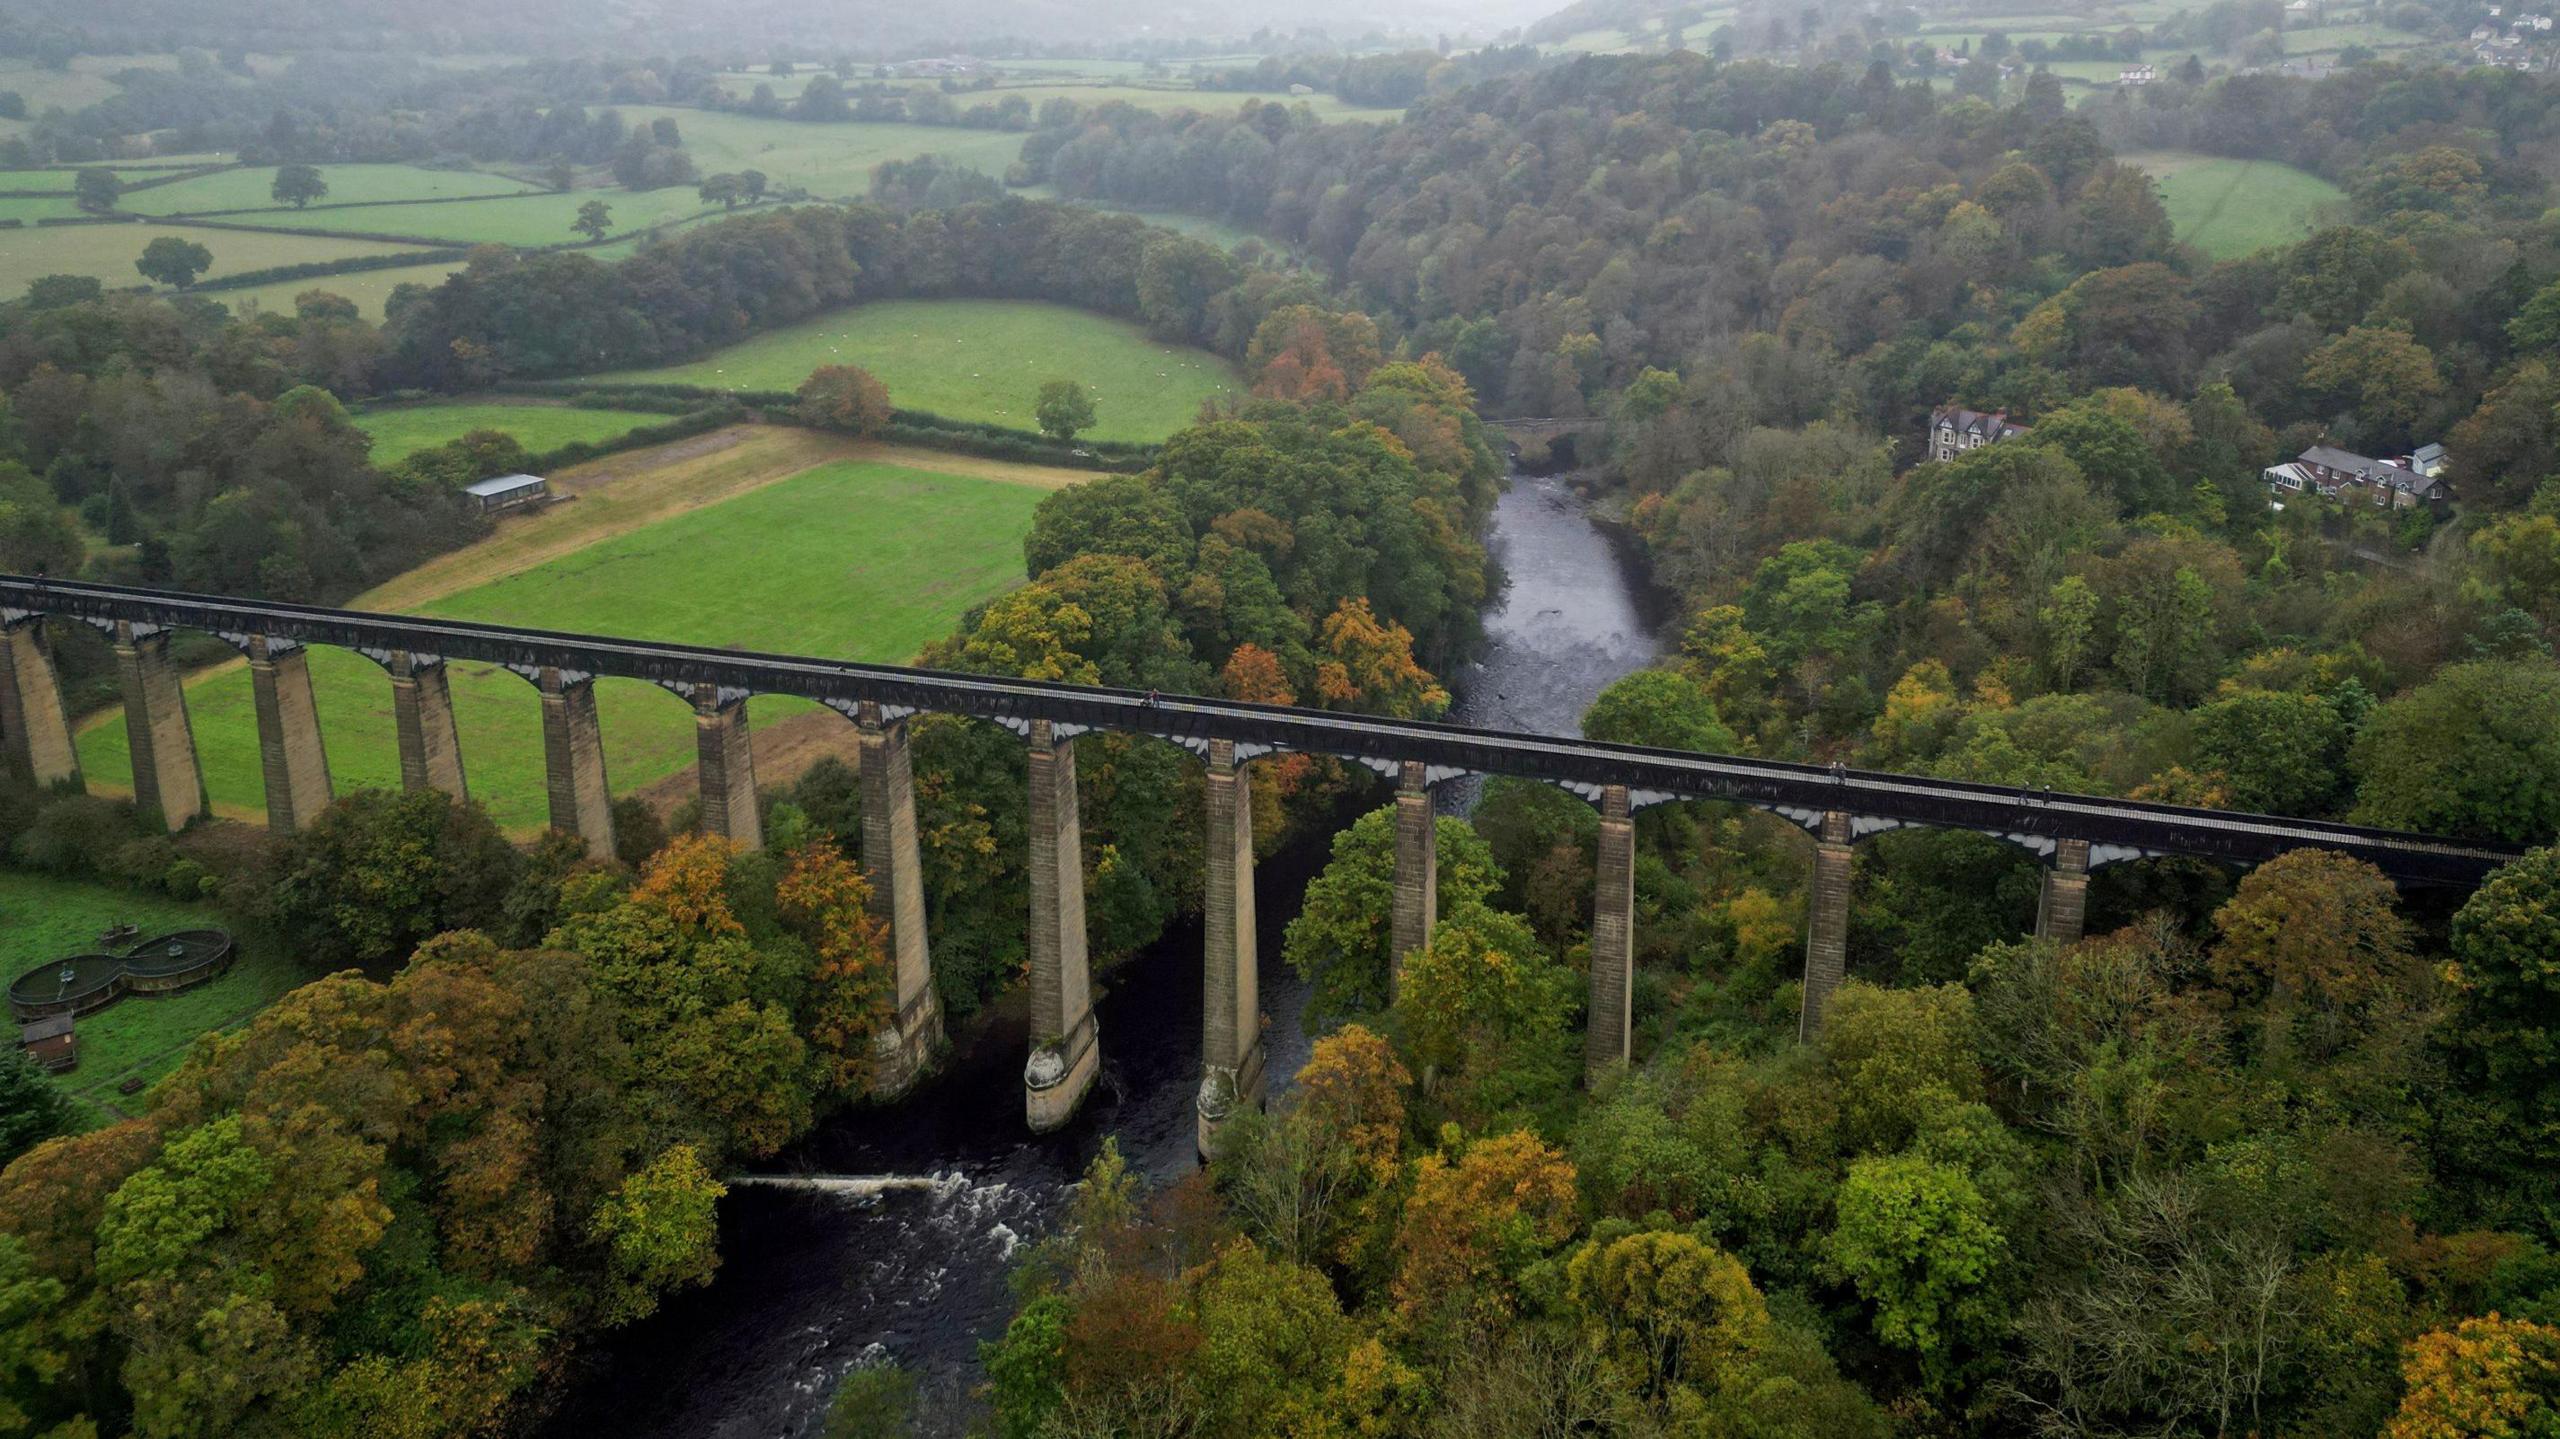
[776,843,894,1096]
[2384,1314,2560,1439]
[795,364,893,436]
[1314,598,1449,718]
[1392,1130,1578,1337]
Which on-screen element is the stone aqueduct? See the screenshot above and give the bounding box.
[0,579,2521,1152]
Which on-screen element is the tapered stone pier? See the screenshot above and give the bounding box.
[248,635,331,833]
[1023,720,1098,1132]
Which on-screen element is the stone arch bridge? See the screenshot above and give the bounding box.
[0,578,2519,1152]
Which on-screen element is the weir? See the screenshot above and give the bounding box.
[0,576,2522,1142]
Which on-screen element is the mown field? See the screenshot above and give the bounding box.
[207,258,470,319]
[594,297,1237,443]
[613,109,1029,198]
[0,871,301,1125]
[0,222,437,299]
[179,184,734,247]
[74,453,1057,831]
[125,163,545,215]
[356,401,656,464]
[2123,149,2346,258]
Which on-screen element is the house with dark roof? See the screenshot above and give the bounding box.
[2262,444,2453,510]
[1926,406,2032,463]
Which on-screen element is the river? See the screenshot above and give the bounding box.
[541,465,1666,1438]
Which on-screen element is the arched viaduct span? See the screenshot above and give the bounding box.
[0,577,2521,1151]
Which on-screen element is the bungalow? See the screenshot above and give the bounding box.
[2119,62,2156,83]
[1926,406,2031,463]
[2262,444,2454,510]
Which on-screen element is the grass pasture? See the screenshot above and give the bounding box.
[0,223,438,302]
[593,298,1237,443]
[2122,149,2346,258]
[126,163,544,216]
[356,401,656,464]
[73,448,1058,832]
[0,871,300,1125]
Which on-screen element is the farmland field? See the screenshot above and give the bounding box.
[180,186,734,247]
[74,443,1063,831]
[614,109,1028,197]
[0,870,301,1125]
[0,223,439,300]
[594,297,1236,442]
[126,163,544,215]
[356,400,657,464]
[2122,149,2346,258]
[207,258,470,319]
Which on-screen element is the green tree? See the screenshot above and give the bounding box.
[1581,668,1737,752]
[269,164,327,209]
[2191,689,2350,816]
[2351,660,2560,843]
[268,789,521,972]
[71,168,119,213]
[572,199,613,242]
[135,236,213,289]
[697,172,746,209]
[2041,574,2099,691]
[2444,846,2560,1219]
[591,1144,725,1324]
[1035,379,1097,442]
[1824,1153,2008,1390]
[1282,806,1499,1030]
[0,1050,68,1171]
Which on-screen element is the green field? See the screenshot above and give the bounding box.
[178,185,736,247]
[74,458,1052,831]
[0,197,87,224]
[594,298,1236,442]
[356,401,655,464]
[0,223,440,301]
[614,109,1029,198]
[2123,150,2347,259]
[127,163,543,215]
[0,871,302,1125]
[206,258,469,319]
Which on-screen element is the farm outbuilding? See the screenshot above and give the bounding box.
[464,473,551,514]
[18,1015,74,1073]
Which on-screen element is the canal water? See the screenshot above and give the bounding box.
[541,466,1667,1437]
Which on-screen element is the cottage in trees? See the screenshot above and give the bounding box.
[2261,444,2453,510]
[1926,406,2032,463]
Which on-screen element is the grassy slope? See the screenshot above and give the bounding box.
[2122,150,2347,258]
[592,298,1238,443]
[355,401,654,464]
[0,871,300,1125]
[75,455,1053,831]
[0,224,434,299]
[125,163,544,214]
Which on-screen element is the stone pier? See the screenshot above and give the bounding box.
[1023,719,1098,1132]
[1197,739,1266,1157]
[114,622,204,832]
[2036,837,2092,947]
[693,686,761,851]
[388,651,466,800]
[858,704,942,1099]
[1798,809,1854,1041]
[1389,759,1436,1001]
[0,618,80,790]
[1585,783,1636,1085]
[538,667,614,861]
[247,635,331,833]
